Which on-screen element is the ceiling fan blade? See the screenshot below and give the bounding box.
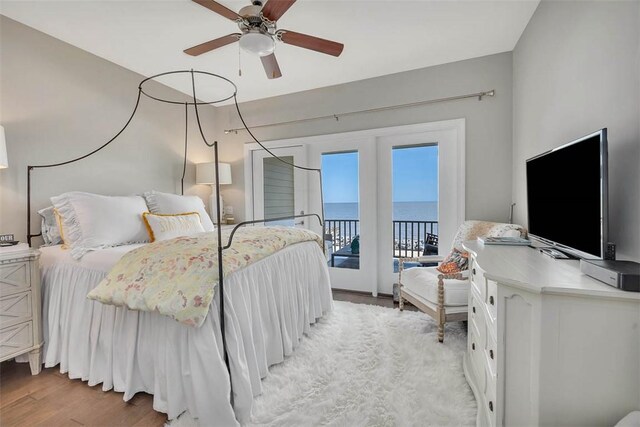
[261,53,282,79]
[279,30,344,57]
[261,0,296,22]
[192,0,241,21]
[184,33,241,56]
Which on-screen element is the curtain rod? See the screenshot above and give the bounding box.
[223,89,495,134]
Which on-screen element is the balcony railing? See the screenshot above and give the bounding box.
[324,219,439,260]
[325,219,360,254]
[393,220,438,259]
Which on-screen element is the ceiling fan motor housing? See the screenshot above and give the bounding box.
[239,4,264,20]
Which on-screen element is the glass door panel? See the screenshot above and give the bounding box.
[322,152,360,270]
[392,145,439,272]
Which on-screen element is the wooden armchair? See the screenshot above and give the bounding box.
[398,220,526,343]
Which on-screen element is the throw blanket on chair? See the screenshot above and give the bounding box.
[87,226,323,327]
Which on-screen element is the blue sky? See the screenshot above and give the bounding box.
[322,145,438,203]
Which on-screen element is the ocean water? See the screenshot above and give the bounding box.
[324,201,438,222]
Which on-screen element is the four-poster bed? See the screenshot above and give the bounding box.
[25,70,331,424]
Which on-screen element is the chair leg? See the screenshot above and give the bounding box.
[438,318,444,343]
[437,275,445,343]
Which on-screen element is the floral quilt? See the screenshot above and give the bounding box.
[87,226,323,327]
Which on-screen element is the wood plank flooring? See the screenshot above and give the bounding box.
[0,291,413,426]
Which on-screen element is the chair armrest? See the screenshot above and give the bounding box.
[436,272,468,281]
[417,255,445,264]
[398,257,420,271]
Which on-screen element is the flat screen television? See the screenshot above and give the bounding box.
[526,129,608,259]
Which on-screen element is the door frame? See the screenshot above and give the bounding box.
[243,118,465,295]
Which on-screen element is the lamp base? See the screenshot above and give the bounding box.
[209,193,224,226]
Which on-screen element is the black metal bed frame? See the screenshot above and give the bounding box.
[25,70,325,406]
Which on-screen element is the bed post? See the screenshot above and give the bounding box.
[214,141,231,384]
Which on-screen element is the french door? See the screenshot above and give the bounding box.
[246,119,465,296]
[307,138,378,293]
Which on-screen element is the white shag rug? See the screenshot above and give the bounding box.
[168,301,476,427]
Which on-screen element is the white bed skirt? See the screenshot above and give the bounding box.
[40,242,332,426]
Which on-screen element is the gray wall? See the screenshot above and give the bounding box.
[0,16,217,244]
[215,52,515,224]
[512,0,640,260]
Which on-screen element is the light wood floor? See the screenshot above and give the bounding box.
[0,291,412,426]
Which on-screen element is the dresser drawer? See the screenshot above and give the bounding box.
[0,321,34,360]
[0,261,31,297]
[469,293,486,348]
[485,372,497,426]
[469,258,486,301]
[468,322,486,393]
[485,327,497,379]
[0,291,33,329]
[486,279,498,324]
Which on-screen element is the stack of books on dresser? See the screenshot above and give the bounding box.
[477,236,531,246]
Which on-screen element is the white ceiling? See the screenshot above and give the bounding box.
[1,0,539,104]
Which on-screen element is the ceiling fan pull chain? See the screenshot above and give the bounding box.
[238,44,242,77]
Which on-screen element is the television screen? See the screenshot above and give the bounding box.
[526,129,608,258]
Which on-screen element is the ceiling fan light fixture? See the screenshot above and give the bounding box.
[239,32,275,57]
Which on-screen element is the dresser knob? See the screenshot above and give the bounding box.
[472,268,476,276]
[472,343,475,350]
[472,306,476,314]
[489,401,494,412]
[490,349,494,359]
[489,296,495,306]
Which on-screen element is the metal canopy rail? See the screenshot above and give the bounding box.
[25,70,325,413]
[224,89,495,134]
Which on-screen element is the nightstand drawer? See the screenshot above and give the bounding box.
[0,291,33,329]
[0,261,31,297]
[0,321,34,359]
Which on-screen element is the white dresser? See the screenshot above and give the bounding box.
[0,248,43,374]
[462,241,640,426]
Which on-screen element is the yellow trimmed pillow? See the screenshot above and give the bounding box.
[142,212,205,243]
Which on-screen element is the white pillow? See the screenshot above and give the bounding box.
[38,206,63,246]
[143,191,214,231]
[51,192,149,259]
[142,212,205,242]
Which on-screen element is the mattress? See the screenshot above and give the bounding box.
[39,241,332,425]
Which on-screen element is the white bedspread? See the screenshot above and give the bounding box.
[39,241,332,426]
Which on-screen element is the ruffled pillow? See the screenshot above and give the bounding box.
[38,206,63,246]
[51,192,149,259]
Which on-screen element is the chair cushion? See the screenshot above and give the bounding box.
[402,267,469,306]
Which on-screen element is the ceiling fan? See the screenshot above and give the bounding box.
[184,0,344,79]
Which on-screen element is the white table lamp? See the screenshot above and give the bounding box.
[0,126,8,169]
[196,162,232,224]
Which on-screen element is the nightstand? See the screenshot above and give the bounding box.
[0,248,43,375]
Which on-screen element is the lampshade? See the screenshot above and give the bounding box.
[0,126,7,169]
[196,162,232,185]
[239,32,275,57]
